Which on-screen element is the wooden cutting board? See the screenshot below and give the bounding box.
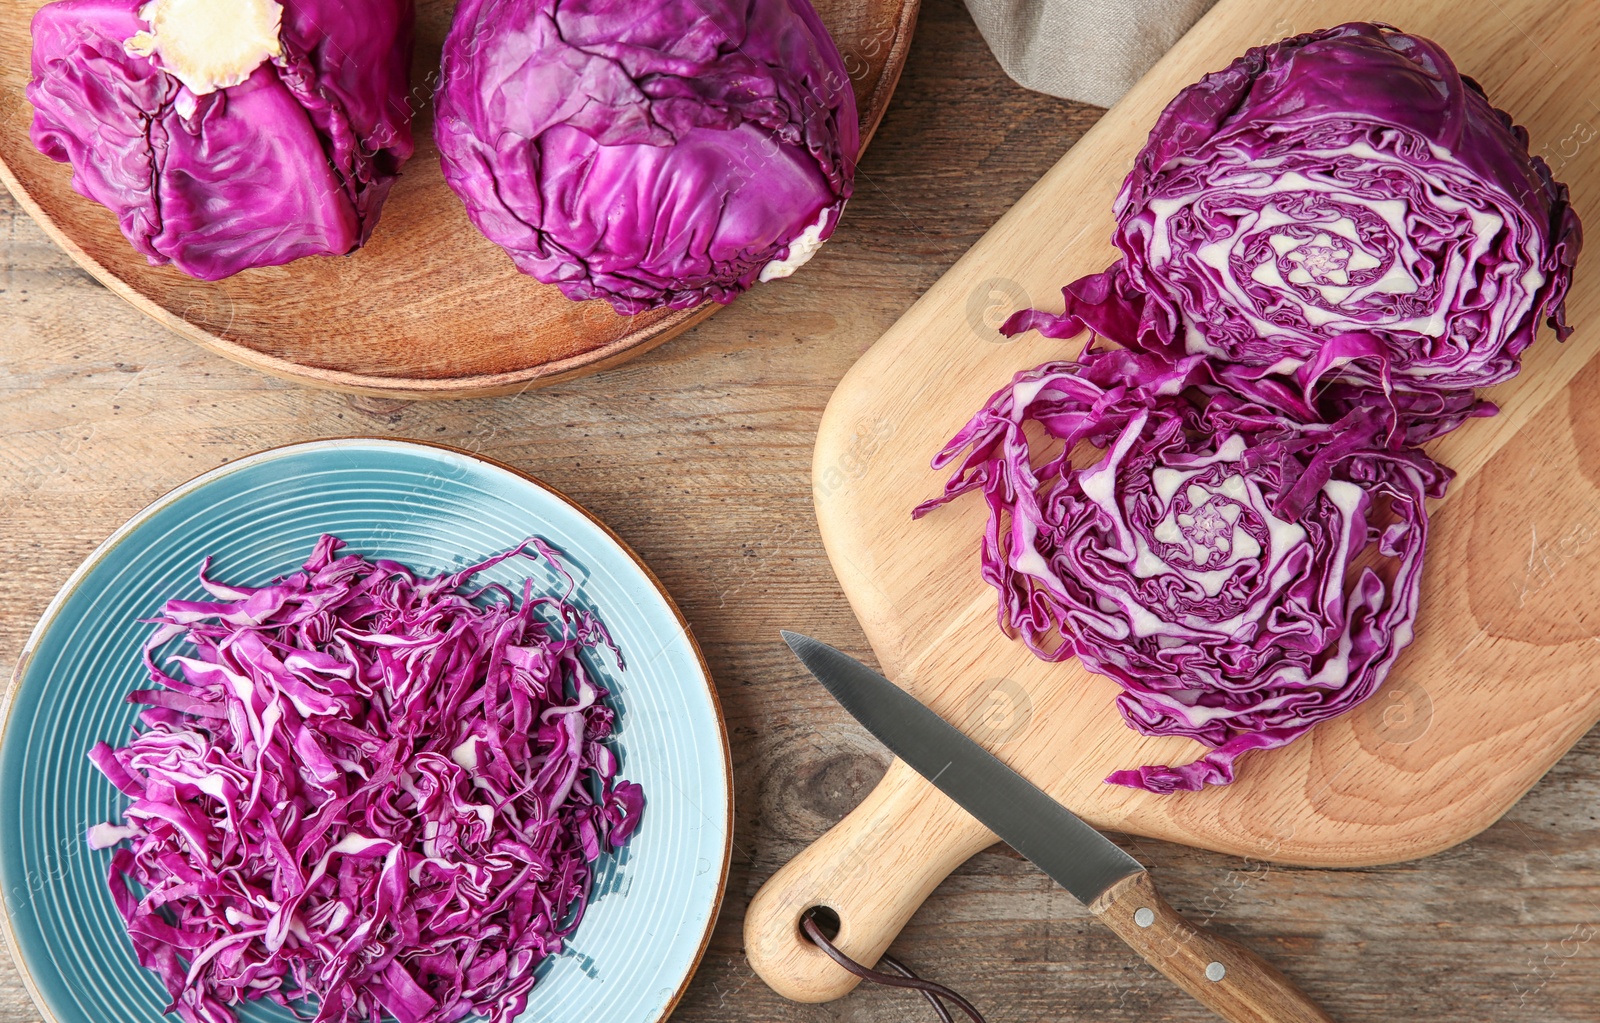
[0,0,917,399]
[745,0,1600,1004]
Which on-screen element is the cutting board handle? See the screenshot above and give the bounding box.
[744,757,997,1002]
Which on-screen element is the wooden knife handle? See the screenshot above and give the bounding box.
[1092,871,1336,1023]
[744,758,997,1002]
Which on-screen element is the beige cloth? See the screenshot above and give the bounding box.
[963,0,1220,107]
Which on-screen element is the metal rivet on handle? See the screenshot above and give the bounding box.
[1205,962,1227,982]
[1134,908,1155,928]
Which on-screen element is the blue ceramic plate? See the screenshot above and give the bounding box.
[0,439,731,1023]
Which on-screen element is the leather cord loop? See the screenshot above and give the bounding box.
[800,909,986,1023]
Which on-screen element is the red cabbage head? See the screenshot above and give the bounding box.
[28,0,416,280]
[434,0,859,314]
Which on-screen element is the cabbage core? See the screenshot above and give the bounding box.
[760,206,835,282]
[125,0,284,95]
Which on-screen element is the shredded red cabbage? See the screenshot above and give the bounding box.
[86,536,644,1023]
[917,348,1451,792]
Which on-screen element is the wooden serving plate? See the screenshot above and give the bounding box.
[745,0,1600,1004]
[0,0,918,399]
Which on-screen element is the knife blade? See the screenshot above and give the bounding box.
[782,631,1337,1023]
[782,630,1143,904]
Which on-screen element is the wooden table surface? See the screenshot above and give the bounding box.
[1,2,1596,1021]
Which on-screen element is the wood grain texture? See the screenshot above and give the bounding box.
[1089,872,1335,1023]
[0,0,918,398]
[2,3,1598,1023]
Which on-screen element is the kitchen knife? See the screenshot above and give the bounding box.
[782,631,1336,1023]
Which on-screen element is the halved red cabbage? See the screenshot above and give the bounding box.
[1004,23,1580,440]
[28,0,415,280]
[916,348,1451,792]
[86,536,644,1023]
[434,0,859,314]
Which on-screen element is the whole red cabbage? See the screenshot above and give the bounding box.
[434,0,859,314]
[1003,23,1580,440]
[86,536,644,1023]
[28,0,415,280]
[916,348,1451,792]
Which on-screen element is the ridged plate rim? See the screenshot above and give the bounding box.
[0,436,733,1023]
